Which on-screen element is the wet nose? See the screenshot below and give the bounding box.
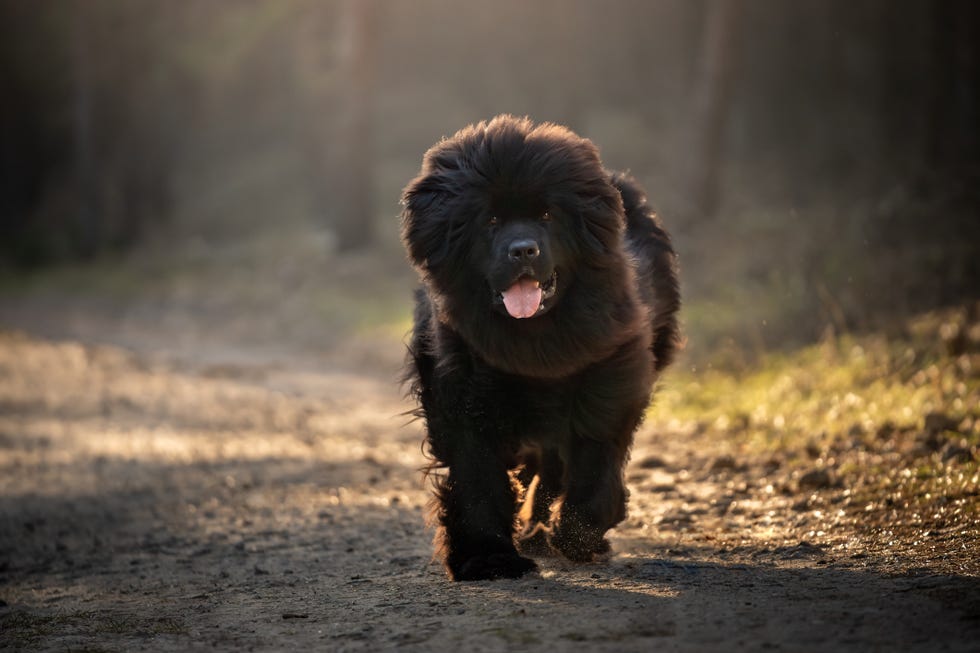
[508,239,540,262]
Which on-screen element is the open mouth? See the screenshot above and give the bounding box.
[540,270,558,301]
[495,270,558,319]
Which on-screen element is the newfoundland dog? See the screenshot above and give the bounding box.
[401,115,680,581]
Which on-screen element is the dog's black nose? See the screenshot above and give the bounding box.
[508,239,540,262]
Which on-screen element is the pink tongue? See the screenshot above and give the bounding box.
[501,278,543,319]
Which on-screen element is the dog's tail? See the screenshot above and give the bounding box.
[611,172,681,372]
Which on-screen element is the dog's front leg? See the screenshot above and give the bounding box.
[434,428,537,581]
[549,436,630,561]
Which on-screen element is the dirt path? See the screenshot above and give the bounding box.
[1,307,979,651]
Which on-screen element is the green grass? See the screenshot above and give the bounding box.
[650,304,980,543]
[652,309,980,456]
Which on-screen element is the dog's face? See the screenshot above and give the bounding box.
[401,115,626,322]
[481,195,561,319]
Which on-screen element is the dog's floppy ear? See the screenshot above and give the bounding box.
[400,171,453,270]
[577,178,626,262]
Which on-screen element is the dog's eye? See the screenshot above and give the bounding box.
[541,211,552,222]
[488,216,498,227]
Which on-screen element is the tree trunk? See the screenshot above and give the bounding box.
[926,0,980,172]
[333,0,379,251]
[684,0,743,225]
[71,0,99,257]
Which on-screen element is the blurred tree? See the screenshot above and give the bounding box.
[925,0,979,173]
[0,0,190,266]
[71,1,98,257]
[685,0,743,224]
[297,0,379,252]
[334,0,380,250]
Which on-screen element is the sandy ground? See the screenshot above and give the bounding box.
[1,299,979,652]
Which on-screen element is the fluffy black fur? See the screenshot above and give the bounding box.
[401,115,680,581]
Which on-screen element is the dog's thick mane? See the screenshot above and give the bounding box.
[402,115,657,378]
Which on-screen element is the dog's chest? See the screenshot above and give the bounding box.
[481,374,576,444]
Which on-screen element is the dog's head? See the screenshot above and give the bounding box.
[401,115,626,320]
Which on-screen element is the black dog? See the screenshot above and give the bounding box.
[401,115,680,581]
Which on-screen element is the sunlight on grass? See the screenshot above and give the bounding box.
[651,304,980,534]
[652,311,979,455]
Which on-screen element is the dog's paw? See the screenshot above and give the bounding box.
[450,552,538,581]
